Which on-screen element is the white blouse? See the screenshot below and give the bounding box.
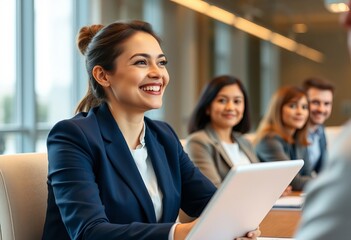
[130,124,163,222]
[221,141,251,166]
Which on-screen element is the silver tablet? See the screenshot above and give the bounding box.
[186,160,304,240]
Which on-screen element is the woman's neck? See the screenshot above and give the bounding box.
[284,126,296,138]
[108,103,145,149]
[211,124,233,143]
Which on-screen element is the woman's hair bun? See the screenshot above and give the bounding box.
[76,24,104,55]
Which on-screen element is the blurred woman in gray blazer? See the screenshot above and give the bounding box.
[185,75,259,188]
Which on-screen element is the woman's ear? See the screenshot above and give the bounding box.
[92,65,110,87]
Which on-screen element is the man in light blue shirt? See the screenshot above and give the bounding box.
[302,77,334,174]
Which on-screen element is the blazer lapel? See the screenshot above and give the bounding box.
[319,128,328,166]
[295,143,311,174]
[95,104,156,222]
[205,125,233,168]
[234,134,259,163]
[144,125,175,222]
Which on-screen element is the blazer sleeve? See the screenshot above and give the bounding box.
[255,136,290,162]
[185,134,222,187]
[295,122,351,239]
[46,120,174,240]
[255,136,312,191]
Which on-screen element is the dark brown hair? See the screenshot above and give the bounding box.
[302,77,334,94]
[75,20,161,113]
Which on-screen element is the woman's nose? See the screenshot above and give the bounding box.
[297,106,306,114]
[148,63,162,79]
[225,101,234,110]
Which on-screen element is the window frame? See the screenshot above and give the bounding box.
[0,0,90,153]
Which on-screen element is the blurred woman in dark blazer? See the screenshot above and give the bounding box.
[254,86,312,191]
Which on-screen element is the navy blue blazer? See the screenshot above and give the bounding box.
[312,126,327,173]
[42,103,216,240]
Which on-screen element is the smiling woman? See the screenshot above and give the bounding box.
[42,20,260,240]
[179,75,261,223]
[185,75,259,188]
[91,31,169,120]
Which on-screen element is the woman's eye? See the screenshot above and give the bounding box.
[159,60,168,66]
[289,103,297,109]
[134,60,147,65]
[218,99,227,104]
[234,99,242,104]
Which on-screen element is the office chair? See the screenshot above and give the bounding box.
[0,153,48,240]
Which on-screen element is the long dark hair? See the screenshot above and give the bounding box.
[188,75,251,134]
[75,20,161,113]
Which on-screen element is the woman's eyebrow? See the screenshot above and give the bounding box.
[129,53,166,60]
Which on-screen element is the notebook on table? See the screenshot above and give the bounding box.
[186,160,304,240]
[273,195,304,210]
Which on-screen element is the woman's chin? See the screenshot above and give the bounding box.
[146,102,163,111]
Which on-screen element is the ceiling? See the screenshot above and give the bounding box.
[205,0,343,34]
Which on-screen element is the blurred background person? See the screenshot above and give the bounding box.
[295,4,351,239]
[254,86,311,191]
[185,75,259,188]
[302,77,334,174]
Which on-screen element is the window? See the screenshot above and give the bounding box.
[35,0,74,126]
[0,0,88,154]
[0,0,17,154]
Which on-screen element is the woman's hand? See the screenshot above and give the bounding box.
[174,219,198,240]
[235,227,261,240]
[281,185,292,197]
[175,220,260,240]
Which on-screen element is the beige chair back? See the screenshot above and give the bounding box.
[0,153,48,240]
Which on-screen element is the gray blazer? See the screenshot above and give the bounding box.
[185,125,259,187]
[295,121,351,239]
[255,134,313,191]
